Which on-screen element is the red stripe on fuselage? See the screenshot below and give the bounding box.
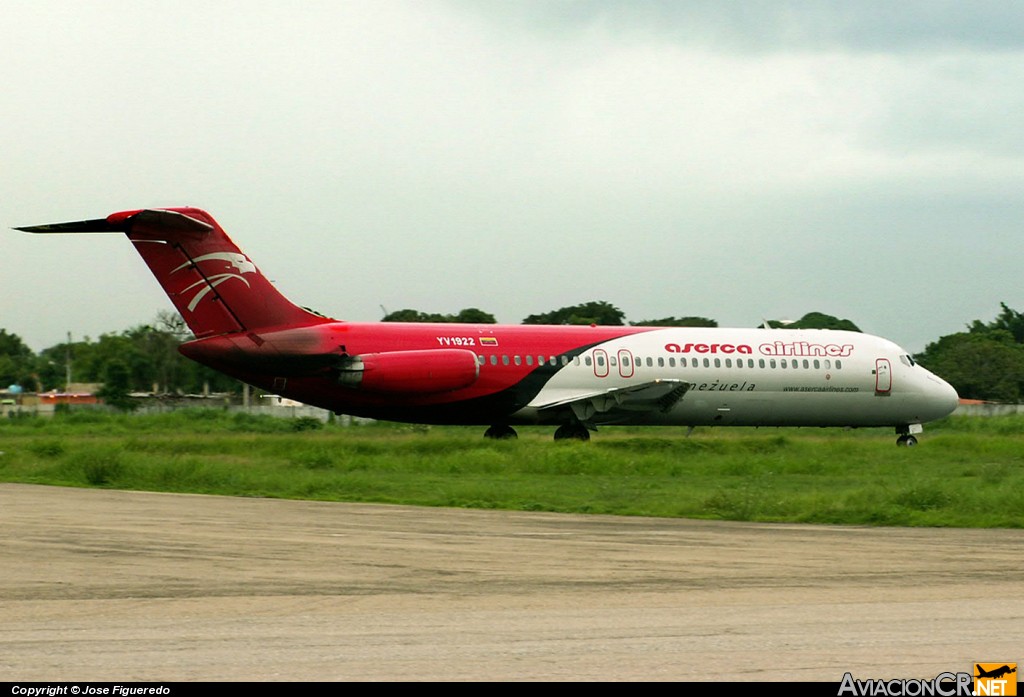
[188,322,660,415]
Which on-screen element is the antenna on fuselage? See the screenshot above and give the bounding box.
[761,318,794,329]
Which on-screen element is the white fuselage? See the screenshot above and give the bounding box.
[516,328,958,428]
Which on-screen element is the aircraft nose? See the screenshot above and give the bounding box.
[925,372,959,420]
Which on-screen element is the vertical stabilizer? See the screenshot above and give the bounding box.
[18,207,331,338]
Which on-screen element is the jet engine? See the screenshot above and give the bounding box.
[337,348,479,394]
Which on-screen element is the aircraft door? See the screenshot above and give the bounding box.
[593,349,609,378]
[618,349,634,378]
[875,358,892,394]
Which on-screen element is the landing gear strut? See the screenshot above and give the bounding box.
[896,425,921,447]
[553,423,591,441]
[484,424,518,440]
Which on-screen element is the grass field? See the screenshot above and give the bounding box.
[1,409,1021,527]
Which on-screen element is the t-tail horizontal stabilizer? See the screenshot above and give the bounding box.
[16,207,330,339]
[15,209,214,235]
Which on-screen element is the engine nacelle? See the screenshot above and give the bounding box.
[337,349,479,394]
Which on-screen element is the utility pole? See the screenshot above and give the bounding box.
[65,331,72,391]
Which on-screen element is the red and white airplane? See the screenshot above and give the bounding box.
[19,207,959,445]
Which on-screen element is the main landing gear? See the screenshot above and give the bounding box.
[896,434,919,447]
[484,424,518,440]
[553,423,591,441]
[482,423,592,441]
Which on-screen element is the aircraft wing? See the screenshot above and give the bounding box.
[531,379,689,423]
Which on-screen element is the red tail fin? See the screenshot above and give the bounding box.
[19,207,331,338]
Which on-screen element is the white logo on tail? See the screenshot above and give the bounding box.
[172,252,257,312]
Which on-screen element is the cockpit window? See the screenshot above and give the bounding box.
[900,354,916,368]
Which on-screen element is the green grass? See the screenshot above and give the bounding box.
[1,410,1022,527]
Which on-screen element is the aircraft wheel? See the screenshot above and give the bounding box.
[484,425,517,440]
[896,434,918,447]
[554,424,590,441]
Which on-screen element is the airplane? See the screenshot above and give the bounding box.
[975,665,1016,680]
[17,207,959,445]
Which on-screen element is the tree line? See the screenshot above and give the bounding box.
[914,302,1024,402]
[1,311,237,396]
[3,302,1023,402]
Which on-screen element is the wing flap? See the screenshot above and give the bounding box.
[533,379,690,421]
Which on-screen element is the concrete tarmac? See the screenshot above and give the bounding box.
[1,483,1021,681]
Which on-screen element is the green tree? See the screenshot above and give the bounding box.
[382,308,497,323]
[968,302,1024,343]
[915,330,1024,402]
[34,314,242,395]
[97,358,137,411]
[919,302,1024,402]
[0,329,35,389]
[85,333,151,389]
[36,336,108,391]
[631,316,718,327]
[382,308,437,322]
[146,311,240,394]
[763,312,861,332]
[120,312,194,393]
[522,301,625,326]
[452,308,496,324]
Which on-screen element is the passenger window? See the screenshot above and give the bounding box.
[802,359,809,369]
[514,355,522,366]
[477,355,485,366]
[502,355,510,366]
[526,356,533,366]
[759,359,765,368]
[813,359,820,369]
[715,358,722,368]
[835,360,842,369]
[770,359,777,369]
[824,359,831,370]
[646,357,653,367]
[658,357,664,367]
[584,356,591,366]
[669,357,676,367]
[703,358,710,368]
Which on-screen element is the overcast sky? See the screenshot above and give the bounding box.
[3,0,1023,353]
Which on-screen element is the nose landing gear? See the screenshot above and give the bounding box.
[896,424,922,447]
